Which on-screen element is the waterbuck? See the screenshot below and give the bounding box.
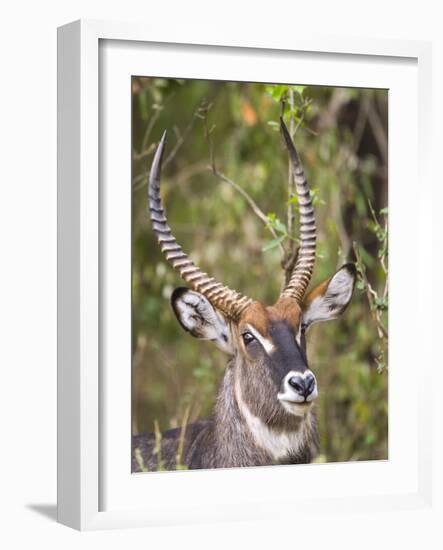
[132,118,356,472]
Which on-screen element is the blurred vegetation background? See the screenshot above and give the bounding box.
[132,78,388,463]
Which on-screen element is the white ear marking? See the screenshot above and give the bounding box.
[303,265,356,328]
[171,288,234,354]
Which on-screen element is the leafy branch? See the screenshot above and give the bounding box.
[267,85,318,283]
[133,97,213,192]
[353,205,388,372]
[201,85,320,284]
[202,101,285,255]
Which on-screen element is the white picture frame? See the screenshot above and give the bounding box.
[57,19,434,531]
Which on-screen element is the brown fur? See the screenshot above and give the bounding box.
[239,301,271,337]
[302,278,331,307]
[238,298,302,339]
[132,298,318,472]
[132,266,355,472]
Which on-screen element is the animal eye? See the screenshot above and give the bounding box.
[242,331,255,345]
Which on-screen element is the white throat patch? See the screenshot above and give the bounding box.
[234,378,308,461]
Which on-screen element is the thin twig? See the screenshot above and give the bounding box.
[136,89,177,157]
[353,242,388,340]
[162,101,206,169]
[133,161,208,194]
[331,183,352,263]
[367,200,388,276]
[282,248,299,288]
[317,88,349,132]
[176,405,191,469]
[367,199,380,227]
[139,108,161,155]
[154,420,165,471]
[353,94,371,153]
[132,98,208,190]
[133,142,157,162]
[209,167,277,230]
[203,108,285,254]
[366,95,388,166]
[282,89,305,282]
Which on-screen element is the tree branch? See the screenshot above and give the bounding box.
[366,95,388,166]
[203,107,285,255]
[281,89,304,283]
[132,98,208,190]
[162,102,205,169]
[353,242,388,340]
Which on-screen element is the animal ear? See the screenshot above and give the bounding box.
[171,287,234,354]
[302,264,356,329]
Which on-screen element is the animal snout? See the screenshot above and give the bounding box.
[278,370,318,404]
[288,373,316,399]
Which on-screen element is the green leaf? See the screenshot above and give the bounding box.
[374,297,388,311]
[266,213,287,236]
[266,84,289,102]
[364,430,376,446]
[274,219,287,234]
[356,280,365,291]
[292,85,306,96]
[262,235,285,252]
[377,361,387,374]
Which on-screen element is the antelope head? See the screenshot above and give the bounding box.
[148,119,356,421]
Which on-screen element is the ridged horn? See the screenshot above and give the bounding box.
[279,117,317,303]
[148,131,254,320]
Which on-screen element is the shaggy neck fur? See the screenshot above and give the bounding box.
[132,358,319,472]
[212,360,318,468]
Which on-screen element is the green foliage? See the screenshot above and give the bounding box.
[263,213,290,251]
[354,205,388,374]
[266,84,313,134]
[287,188,326,208]
[132,78,388,464]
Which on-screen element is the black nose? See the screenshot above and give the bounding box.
[288,373,316,399]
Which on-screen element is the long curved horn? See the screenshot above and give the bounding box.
[148,131,253,320]
[279,118,317,303]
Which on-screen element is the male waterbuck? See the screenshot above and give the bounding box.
[132,118,356,471]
